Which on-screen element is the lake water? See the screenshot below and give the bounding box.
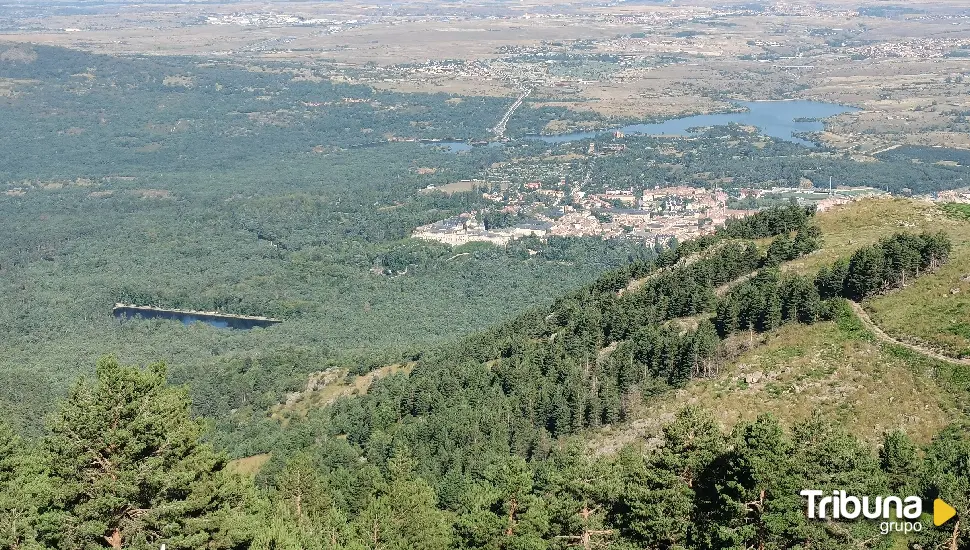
[532,100,859,147]
[113,306,280,330]
[428,100,858,151]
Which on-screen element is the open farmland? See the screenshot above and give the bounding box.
[6,0,970,150]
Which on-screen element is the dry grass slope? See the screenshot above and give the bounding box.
[227,453,271,477]
[867,205,970,359]
[592,320,958,454]
[783,197,970,357]
[593,198,970,453]
[783,198,947,276]
[270,363,414,423]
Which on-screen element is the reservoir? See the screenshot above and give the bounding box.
[532,100,859,147]
[112,304,281,330]
[429,100,858,151]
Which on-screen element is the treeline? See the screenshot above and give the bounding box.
[442,204,817,370]
[716,230,952,337]
[819,231,951,300]
[5,361,970,549]
[568,202,816,298]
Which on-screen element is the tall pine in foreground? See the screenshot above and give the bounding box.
[0,421,47,550]
[41,357,255,550]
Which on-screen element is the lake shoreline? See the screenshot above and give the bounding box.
[423,99,859,152]
[112,303,282,330]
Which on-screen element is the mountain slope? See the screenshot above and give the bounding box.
[591,198,970,452]
[8,198,970,550]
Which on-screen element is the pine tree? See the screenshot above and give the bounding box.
[919,230,952,269]
[693,320,722,378]
[758,286,783,332]
[880,234,922,288]
[0,421,46,550]
[797,282,822,324]
[453,456,551,550]
[273,452,334,526]
[879,430,918,494]
[789,414,888,547]
[845,246,887,300]
[617,449,693,550]
[714,296,741,337]
[815,258,848,299]
[693,414,797,550]
[352,454,453,550]
[780,275,802,324]
[917,426,970,550]
[540,442,620,550]
[619,407,724,549]
[251,499,357,550]
[763,234,793,267]
[793,224,822,254]
[42,357,254,550]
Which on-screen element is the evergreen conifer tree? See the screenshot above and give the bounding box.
[42,357,255,550]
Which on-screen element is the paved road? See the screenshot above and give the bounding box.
[492,88,531,138]
[849,300,970,366]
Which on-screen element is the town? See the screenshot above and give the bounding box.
[413,183,878,247]
[413,136,886,247]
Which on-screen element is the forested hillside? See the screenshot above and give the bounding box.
[0,45,656,435]
[4,201,970,549]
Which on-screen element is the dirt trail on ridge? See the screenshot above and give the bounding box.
[849,300,970,366]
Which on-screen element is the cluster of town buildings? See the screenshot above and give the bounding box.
[413,181,880,247]
[845,38,965,60]
[725,2,858,18]
[326,0,940,96]
[411,127,891,247]
[203,11,360,29]
[413,184,729,246]
[413,215,550,246]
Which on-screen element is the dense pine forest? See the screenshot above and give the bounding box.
[3,203,968,549]
[0,45,658,435]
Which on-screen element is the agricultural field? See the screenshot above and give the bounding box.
[7,0,970,149]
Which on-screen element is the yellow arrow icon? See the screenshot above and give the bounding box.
[935,499,957,526]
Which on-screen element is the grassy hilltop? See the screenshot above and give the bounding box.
[592,198,970,451]
[783,199,970,359]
